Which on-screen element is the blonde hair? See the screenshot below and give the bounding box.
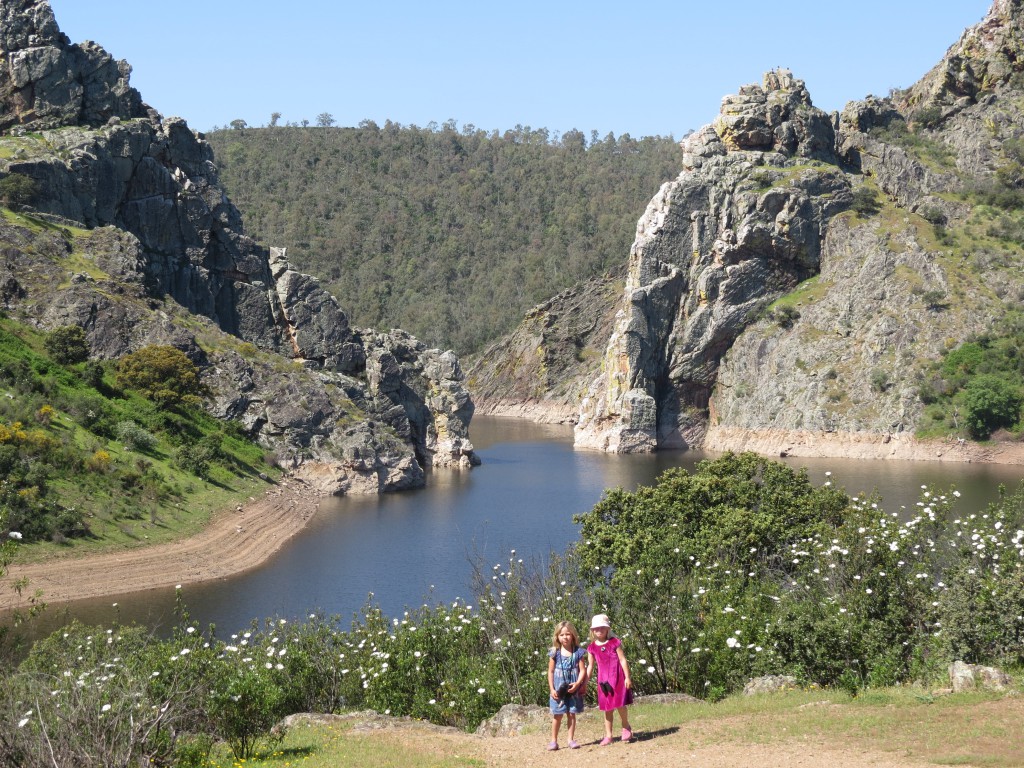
[550,620,581,652]
[588,625,616,644]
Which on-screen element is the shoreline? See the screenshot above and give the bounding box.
[702,426,1024,465]
[6,421,1023,612]
[0,477,323,611]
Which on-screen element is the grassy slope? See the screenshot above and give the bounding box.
[0,314,280,565]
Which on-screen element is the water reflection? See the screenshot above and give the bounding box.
[12,417,1024,641]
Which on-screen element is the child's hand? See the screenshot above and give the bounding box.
[625,676,633,689]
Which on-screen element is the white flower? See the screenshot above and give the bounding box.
[101,704,111,712]
[18,717,29,728]
[726,637,740,648]
[8,531,22,540]
[477,687,486,694]
[647,666,655,673]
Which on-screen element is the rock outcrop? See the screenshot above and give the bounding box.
[476,1,1024,460]
[575,69,850,452]
[0,0,478,491]
[466,267,625,424]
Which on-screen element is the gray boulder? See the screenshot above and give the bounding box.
[743,675,799,695]
[949,660,1012,693]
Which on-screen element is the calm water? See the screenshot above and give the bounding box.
[20,417,1024,638]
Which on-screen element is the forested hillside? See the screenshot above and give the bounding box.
[206,123,682,353]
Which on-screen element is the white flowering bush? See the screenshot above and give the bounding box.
[575,453,1024,696]
[3,453,1024,762]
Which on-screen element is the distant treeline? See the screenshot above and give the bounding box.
[206,121,682,353]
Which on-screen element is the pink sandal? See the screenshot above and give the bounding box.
[621,728,633,742]
[599,736,613,746]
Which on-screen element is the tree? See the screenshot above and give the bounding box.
[959,374,1023,438]
[0,172,39,208]
[316,112,336,127]
[44,325,89,365]
[269,112,281,127]
[230,119,248,131]
[115,345,208,408]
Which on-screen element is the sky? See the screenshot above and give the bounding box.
[47,1,994,140]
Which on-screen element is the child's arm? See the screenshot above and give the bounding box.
[616,645,633,689]
[547,655,557,698]
[585,650,594,683]
[569,653,587,694]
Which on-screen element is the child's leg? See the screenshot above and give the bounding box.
[617,705,631,730]
[551,713,563,743]
[603,709,614,738]
[566,712,576,741]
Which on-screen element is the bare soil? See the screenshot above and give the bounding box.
[0,476,321,611]
[300,700,1024,768]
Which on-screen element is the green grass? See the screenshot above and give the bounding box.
[630,687,1024,767]
[205,719,484,768]
[0,314,282,562]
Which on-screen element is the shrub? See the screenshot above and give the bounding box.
[115,420,157,452]
[959,374,1023,439]
[115,346,207,408]
[0,172,39,208]
[175,442,214,479]
[769,305,801,329]
[851,186,881,215]
[43,326,89,365]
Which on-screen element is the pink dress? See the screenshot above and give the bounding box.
[588,637,633,711]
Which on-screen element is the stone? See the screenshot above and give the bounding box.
[949,660,1012,693]
[743,675,799,695]
[475,704,549,736]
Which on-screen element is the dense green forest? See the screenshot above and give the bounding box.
[206,122,682,353]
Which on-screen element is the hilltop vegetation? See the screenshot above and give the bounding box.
[206,122,681,353]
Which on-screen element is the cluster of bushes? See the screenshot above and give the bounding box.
[917,313,1024,439]
[3,453,1022,764]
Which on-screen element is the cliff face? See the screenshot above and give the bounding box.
[476,0,1024,456]
[575,69,850,452]
[0,0,477,491]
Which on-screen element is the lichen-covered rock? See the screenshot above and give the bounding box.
[0,0,150,132]
[949,660,1012,692]
[743,675,799,696]
[479,3,1024,457]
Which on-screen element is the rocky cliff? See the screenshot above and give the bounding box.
[0,0,477,491]
[472,0,1024,458]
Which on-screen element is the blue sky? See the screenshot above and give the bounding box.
[48,1,992,139]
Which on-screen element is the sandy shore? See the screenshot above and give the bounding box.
[0,477,322,611]
[703,426,1024,464]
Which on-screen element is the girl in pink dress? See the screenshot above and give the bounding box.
[585,613,634,745]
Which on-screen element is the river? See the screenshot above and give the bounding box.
[20,416,1024,639]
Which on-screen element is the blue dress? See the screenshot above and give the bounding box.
[548,646,586,715]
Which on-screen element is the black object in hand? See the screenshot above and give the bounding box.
[599,681,614,696]
[556,682,570,699]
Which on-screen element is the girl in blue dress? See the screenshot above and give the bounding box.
[546,620,587,750]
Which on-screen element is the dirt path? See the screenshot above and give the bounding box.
[302,706,975,768]
[0,477,322,611]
